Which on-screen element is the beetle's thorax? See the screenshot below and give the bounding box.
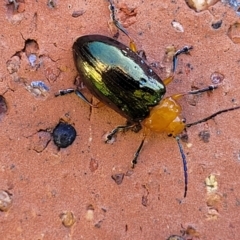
[142,96,185,136]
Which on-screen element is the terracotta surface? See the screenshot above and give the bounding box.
[1,0,240,239]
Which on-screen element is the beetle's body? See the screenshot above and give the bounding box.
[72,35,186,137]
[67,33,198,197]
[73,35,166,122]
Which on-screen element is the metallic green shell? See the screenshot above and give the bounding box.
[73,35,166,122]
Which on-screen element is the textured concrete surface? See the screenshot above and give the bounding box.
[1,0,240,239]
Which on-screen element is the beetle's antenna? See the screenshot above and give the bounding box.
[176,136,188,198]
[187,85,217,95]
[186,106,240,128]
[172,85,218,100]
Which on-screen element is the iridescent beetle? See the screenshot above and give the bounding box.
[57,0,240,197]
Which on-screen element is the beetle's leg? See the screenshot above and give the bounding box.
[176,136,188,198]
[108,0,128,36]
[105,123,140,143]
[131,127,151,168]
[55,88,75,96]
[107,0,137,52]
[75,90,100,107]
[173,46,193,73]
[105,125,127,142]
[163,46,193,86]
[55,89,98,108]
[131,137,145,168]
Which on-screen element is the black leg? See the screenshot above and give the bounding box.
[131,137,145,168]
[173,46,193,73]
[55,89,75,96]
[176,136,188,198]
[55,89,97,108]
[105,123,140,143]
[163,46,193,85]
[107,0,137,52]
[107,0,129,38]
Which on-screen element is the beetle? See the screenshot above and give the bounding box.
[57,34,215,198]
[56,0,240,198]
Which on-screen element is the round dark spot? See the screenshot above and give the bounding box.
[53,122,76,148]
[211,20,222,29]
